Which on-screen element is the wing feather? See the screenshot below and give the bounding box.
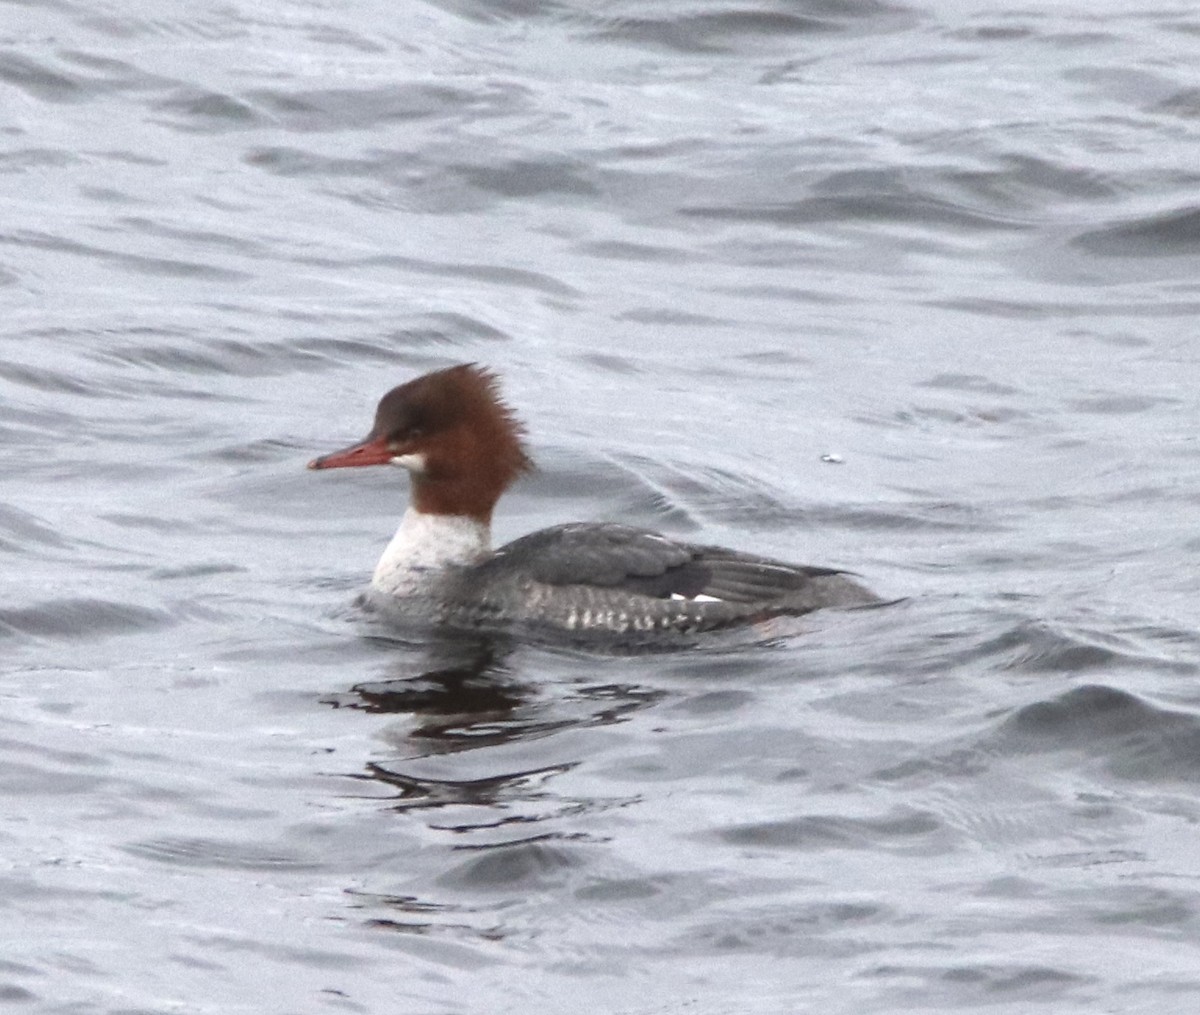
[489,522,850,605]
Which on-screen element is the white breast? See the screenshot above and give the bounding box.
[371,509,490,597]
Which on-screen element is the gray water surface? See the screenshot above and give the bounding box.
[4,1,1200,1012]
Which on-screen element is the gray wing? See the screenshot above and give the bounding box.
[488,522,847,604]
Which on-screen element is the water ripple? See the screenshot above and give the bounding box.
[0,599,175,641]
[716,806,951,854]
[123,837,325,871]
[0,229,245,281]
[587,2,916,52]
[1073,205,1200,257]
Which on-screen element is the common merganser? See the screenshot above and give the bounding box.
[309,364,878,642]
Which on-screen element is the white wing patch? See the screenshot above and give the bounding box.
[670,593,722,603]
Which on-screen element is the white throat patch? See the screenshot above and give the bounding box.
[389,452,427,473]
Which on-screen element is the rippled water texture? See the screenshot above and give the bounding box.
[3,0,1200,1011]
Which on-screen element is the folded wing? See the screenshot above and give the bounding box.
[489,522,848,604]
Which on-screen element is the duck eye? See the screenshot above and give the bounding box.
[388,425,423,445]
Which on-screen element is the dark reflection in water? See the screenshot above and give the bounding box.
[323,634,663,828]
[365,759,578,813]
[328,637,520,716]
[346,886,509,939]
